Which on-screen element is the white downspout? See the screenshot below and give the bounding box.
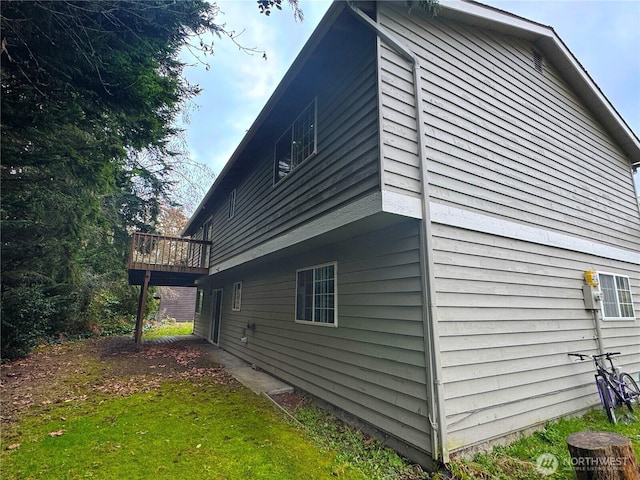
[347,3,449,464]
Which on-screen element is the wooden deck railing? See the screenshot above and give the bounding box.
[128,232,211,273]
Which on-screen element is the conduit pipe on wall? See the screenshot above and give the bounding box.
[346,3,449,464]
[592,310,605,356]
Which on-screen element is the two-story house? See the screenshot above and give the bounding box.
[134,0,640,467]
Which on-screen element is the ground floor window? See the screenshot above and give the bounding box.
[232,282,242,311]
[599,272,634,320]
[295,262,337,325]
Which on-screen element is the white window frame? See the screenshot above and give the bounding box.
[273,98,317,185]
[598,271,635,321]
[295,262,337,327]
[228,189,236,219]
[232,281,242,312]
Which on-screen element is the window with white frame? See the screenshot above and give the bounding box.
[599,272,635,320]
[232,282,242,311]
[295,262,336,325]
[273,98,317,184]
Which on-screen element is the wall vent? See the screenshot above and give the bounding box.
[532,49,543,73]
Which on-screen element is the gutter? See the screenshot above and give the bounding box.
[346,2,449,464]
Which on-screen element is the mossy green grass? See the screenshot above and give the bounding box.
[442,408,640,480]
[5,336,639,480]
[2,380,366,480]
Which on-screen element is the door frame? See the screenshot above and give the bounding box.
[209,288,223,346]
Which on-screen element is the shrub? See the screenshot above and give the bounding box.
[88,288,135,336]
[1,285,54,361]
[86,280,158,337]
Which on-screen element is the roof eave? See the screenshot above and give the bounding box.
[440,0,640,168]
[181,1,348,237]
[183,0,640,237]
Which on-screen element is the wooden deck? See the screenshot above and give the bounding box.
[128,233,211,286]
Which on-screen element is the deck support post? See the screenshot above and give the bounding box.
[134,270,151,344]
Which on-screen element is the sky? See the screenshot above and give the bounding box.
[179,0,640,193]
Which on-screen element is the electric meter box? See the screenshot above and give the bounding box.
[583,285,602,310]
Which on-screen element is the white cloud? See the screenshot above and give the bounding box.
[216,3,282,99]
[181,0,331,175]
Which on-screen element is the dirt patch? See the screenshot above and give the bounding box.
[95,336,222,376]
[2,336,311,425]
[0,336,237,424]
[269,391,310,413]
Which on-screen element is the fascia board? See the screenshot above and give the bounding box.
[439,0,551,39]
[538,33,640,167]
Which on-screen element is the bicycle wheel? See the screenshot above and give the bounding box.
[619,373,640,410]
[596,377,617,424]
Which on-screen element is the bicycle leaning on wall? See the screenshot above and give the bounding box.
[568,352,640,424]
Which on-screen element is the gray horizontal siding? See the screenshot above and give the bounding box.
[377,4,640,252]
[432,223,640,449]
[156,287,196,322]
[194,220,433,455]
[379,41,421,198]
[193,313,207,338]
[207,29,381,266]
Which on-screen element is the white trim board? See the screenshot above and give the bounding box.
[382,190,422,219]
[210,192,383,274]
[430,203,640,265]
[208,194,638,274]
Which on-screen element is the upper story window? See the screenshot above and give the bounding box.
[295,262,337,326]
[599,272,635,320]
[228,189,236,219]
[273,98,317,185]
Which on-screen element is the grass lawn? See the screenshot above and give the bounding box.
[3,381,362,480]
[441,408,640,479]
[141,321,194,340]
[2,330,639,479]
[0,333,408,480]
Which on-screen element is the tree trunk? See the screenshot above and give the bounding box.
[567,431,639,480]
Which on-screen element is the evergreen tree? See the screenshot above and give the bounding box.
[1,0,299,359]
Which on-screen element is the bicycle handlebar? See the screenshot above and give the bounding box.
[568,353,589,360]
[593,352,621,359]
[569,352,620,359]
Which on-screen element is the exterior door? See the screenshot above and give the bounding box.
[209,289,223,345]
